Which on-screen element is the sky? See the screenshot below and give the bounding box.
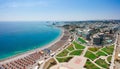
[0,0,120,21]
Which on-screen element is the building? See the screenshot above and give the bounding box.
[98,33,104,41]
[92,33,104,45]
[93,34,101,45]
[77,29,82,36]
[82,31,90,40]
[77,29,93,40]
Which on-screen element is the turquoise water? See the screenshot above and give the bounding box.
[0,22,61,60]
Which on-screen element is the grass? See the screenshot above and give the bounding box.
[57,49,69,57]
[69,50,83,56]
[107,56,112,63]
[67,44,74,51]
[78,37,87,44]
[95,58,109,68]
[56,57,73,63]
[101,45,114,55]
[96,51,107,57]
[88,47,100,52]
[85,51,97,60]
[73,41,85,49]
[84,59,100,69]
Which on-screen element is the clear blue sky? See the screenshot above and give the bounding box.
[0,0,120,21]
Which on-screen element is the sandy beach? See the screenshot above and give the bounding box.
[0,28,65,65]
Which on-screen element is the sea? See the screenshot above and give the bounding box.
[0,22,61,60]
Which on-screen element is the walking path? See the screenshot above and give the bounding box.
[81,47,88,57]
[110,34,118,69]
[114,32,120,69]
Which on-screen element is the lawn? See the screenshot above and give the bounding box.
[95,58,109,68]
[69,50,83,56]
[56,57,73,63]
[101,45,114,55]
[107,56,112,63]
[78,37,87,44]
[73,41,85,49]
[85,51,97,60]
[96,51,107,57]
[67,44,74,51]
[84,59,100,69]
[57,49,69,57]
[88,47,100,52]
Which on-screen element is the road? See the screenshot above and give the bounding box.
[114,31,120,69]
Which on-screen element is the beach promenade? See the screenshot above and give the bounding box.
[0,28,71,69]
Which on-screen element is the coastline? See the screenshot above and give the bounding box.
[0,27,64,64]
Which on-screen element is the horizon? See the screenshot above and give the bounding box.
[0,19,120,22]
[0,0,120,21]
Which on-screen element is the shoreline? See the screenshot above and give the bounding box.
[0,27,64,64]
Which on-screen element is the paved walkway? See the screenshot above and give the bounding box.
[81,46,88,57]
[114,32,120,69]
[110,34,118,69]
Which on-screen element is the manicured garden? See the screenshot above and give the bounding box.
[67,44,74,51]
[107,56,112,63]
[78,37,87,44]
[69,50,83,56]
[73,41,85,49]
[57,49,69,57]
[56,57,73,62]
[96,51,107,57]
[101,45,114,55]
[85,51,97,60]
[83,44,114,69]
[88,47,100,52]
[56,41,86,63]
[55,37,114,69]
[95,58,109,68]
[84,59,100,69]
